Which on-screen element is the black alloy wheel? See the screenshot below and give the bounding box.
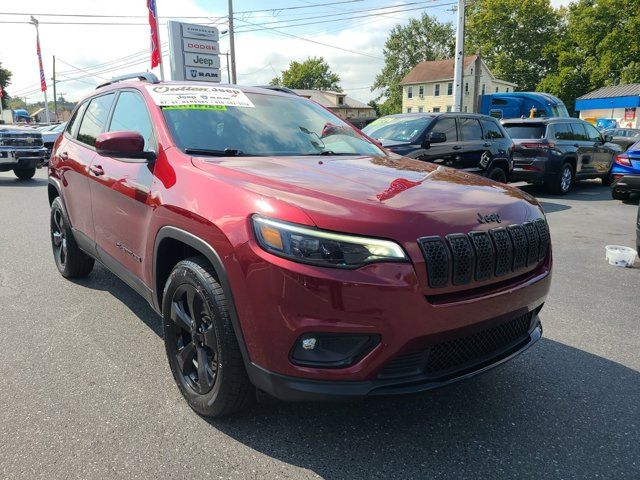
[166,283,219,395]
[51,207,68,270]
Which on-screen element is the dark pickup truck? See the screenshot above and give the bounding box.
[0,125,49,180]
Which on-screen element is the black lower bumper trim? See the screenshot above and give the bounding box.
[613,174,640,194]
[246,317,542,402]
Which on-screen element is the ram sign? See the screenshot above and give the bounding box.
[168,21,221,83]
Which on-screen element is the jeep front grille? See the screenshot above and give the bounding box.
[419,218,550,288]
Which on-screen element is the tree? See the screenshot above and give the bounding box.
[0,63,12,110]
[465,0,561,92]
[270,57,341,91]
[538,0,640,112]
[372,14,455,115]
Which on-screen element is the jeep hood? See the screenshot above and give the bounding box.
[192,154,543,237]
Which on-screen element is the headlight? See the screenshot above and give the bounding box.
[252,215,408,268]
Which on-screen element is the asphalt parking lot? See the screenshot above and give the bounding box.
[0,169,638,479]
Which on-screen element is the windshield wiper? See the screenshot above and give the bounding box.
[185,148,245,157]
[307,151,358,156]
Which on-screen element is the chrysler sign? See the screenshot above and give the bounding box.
[168,21,221,83]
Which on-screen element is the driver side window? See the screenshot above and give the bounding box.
[108,91,155,151]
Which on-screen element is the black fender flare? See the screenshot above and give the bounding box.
[152,226,251,366]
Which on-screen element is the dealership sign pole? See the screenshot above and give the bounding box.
[167,21,221,83]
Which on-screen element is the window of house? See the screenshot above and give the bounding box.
[464,106,468,112]
[407,86,413,99]
[418,85,424,97]
[407,107,412,113]
[433,107,441,113]
[338,96,344,105]
[447,83,453,96]
[446,105,452,112]
[418,106,423,113]
[481,84,486,95]
[465,83,469,94]
[434,84,440,96]
[506,88,510,92]
[495,87,499,93]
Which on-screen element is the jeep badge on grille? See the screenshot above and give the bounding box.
[477,212,501,224]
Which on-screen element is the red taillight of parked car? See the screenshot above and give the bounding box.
[614,153,631,167]
[520,142,555,150]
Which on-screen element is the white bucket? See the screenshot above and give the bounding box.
[605,245,637,268]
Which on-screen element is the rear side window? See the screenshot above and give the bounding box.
[551,123,573,140]
[430,117,457,142]
[108,91,155,150]
[480,119,504,139]
[77,93,115,147]
[459,118,483,141]
[503,123,546,139]
[570,123,588,141]
[66,102,88,138]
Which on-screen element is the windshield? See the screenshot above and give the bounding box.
[362,116,433,142]
[161,92,383,157]
[503,124,547,139]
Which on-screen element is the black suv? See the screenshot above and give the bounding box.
[362,113,514,183]
[502,118,621,195]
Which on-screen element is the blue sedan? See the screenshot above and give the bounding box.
[611,141,640,200]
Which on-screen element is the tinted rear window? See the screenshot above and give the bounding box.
[503,124,546,139]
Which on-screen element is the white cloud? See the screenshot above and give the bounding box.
[0,1,444,105]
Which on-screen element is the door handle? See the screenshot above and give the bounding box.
[452,145,462,150]
[483,142,491,147]
[59,151,68,160]
[573,144,579,148]
[89,165,104,176]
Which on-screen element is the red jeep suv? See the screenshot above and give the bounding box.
[48,74,552,417]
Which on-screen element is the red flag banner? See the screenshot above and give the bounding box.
[36,31,47,92]
[0,83,3,99]
[147,0,161,68]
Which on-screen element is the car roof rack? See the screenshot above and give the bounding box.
[96,72,160,90]
[256,85,299,96]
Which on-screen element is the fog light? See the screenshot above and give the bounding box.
[290,333,380,368]
[302,337,317,350]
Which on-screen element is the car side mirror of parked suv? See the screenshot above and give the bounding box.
[95,131,156,161]
[603,134,613,143]
[426,131,446,145]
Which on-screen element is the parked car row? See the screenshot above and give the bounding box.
[362,112,622,196]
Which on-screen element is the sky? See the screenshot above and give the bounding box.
[0,0,569,107]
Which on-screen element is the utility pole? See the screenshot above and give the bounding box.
[452,0,465,112]
[29,16,51,124]
[228,0,237,84]
[52,55,57,122]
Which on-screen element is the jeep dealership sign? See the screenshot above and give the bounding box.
[168,21,221,83]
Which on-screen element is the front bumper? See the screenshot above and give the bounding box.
[612,174,640,195]
[0,148,48,171]
[248,317,542,401]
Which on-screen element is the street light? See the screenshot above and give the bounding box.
[29,15,51,123]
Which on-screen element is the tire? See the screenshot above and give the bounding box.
[611,189,629,201]
[50,197,95,278]
[14,168,36,180]
[162,256,253,417]
[548,163,574,195]
[486,166,507,183]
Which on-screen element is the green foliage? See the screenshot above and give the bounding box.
[466,0,561,92]
[271,57,341,91]
[372,14,455,114]
[538,0,640,112]
[0,62,12,109]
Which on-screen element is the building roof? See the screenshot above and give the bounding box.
[292,89,371,109]
[577,84,640,100]
[400,56,479,85]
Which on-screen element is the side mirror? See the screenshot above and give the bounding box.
[427,131,447,144]
[603,134,613,143]
[95,131,155,161]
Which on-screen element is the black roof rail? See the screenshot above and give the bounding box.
[96,72,160,90]
[255,85,299,96]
